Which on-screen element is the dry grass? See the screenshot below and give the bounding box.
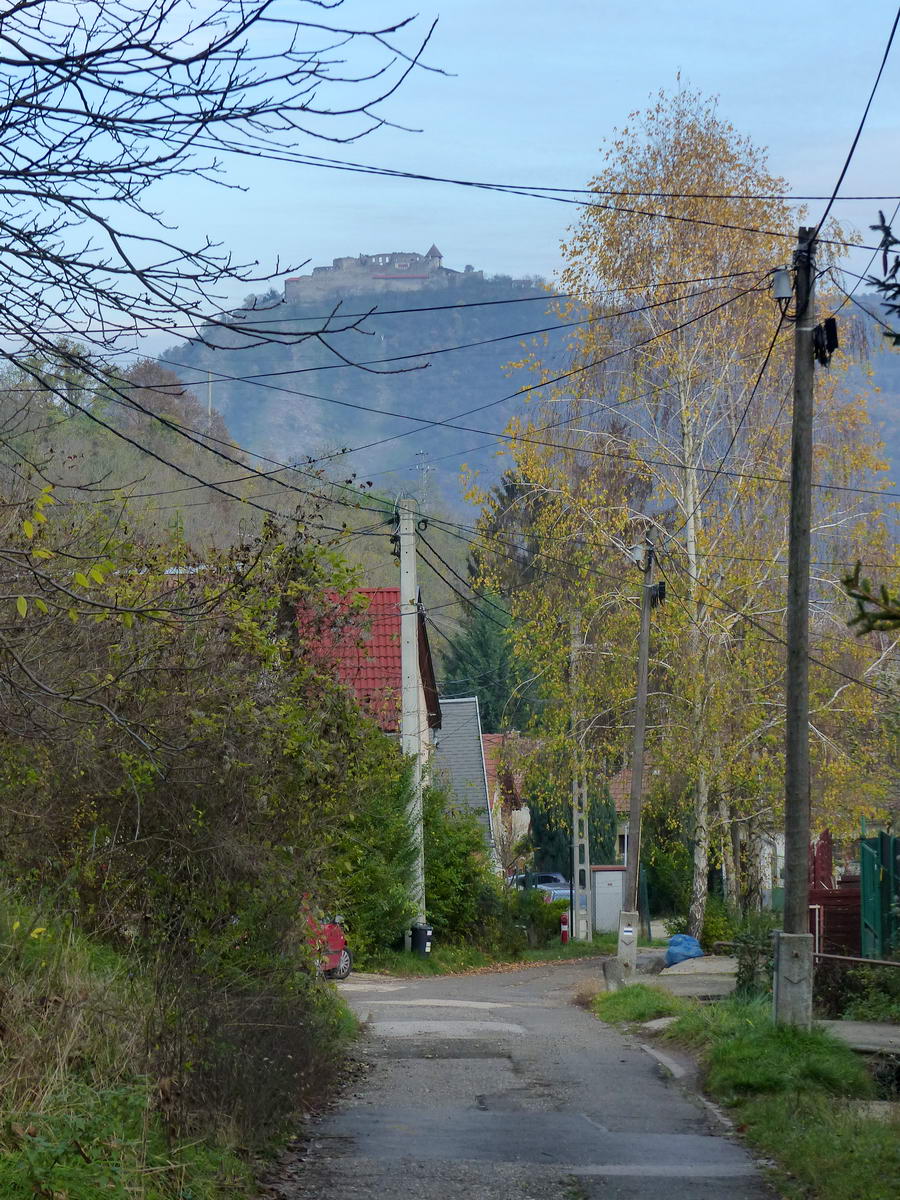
[571,978,604,1009]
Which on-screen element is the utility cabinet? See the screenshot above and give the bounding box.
[591,865,625,932]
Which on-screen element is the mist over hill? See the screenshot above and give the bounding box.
[161,260,569,511]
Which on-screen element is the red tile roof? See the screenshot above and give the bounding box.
[608,755,652,815]
[298,587,440,733]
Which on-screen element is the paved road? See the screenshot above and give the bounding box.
[270,962,777,1200]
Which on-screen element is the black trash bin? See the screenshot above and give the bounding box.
[410,924,433,957]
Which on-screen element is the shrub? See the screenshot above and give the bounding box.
[733,911,778,997]
[423,785,499,942]
[814,958,900,1022]
[664,894,736,951]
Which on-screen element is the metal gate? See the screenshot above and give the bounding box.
[860,832,898,959]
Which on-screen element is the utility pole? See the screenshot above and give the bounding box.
[618,535,655,974]
[207,370,213,431]
[775,226,816,1027]
[569,611,593,941]
[397,496,427,933]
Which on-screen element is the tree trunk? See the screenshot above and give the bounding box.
[687,768,710,938]
[719,792,738,910]
[745,819,765,912]
[731,820,744,914]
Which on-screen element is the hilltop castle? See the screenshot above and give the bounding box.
[283,245,484,301]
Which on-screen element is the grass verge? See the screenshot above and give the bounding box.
[591,986,899,1200]
[362,931,661,976]
[592,982,692,1024]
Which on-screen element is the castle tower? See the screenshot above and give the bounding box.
[425,244,442,269]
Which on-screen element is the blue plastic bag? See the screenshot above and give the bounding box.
[664,933,704,967]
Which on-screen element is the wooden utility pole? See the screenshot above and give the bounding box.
[397,496,426,930]
[775,227,816,1027]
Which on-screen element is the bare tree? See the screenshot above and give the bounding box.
[0,1,436,361]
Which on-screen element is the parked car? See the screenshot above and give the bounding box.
[306,914,353,980]
[509,871,570,891]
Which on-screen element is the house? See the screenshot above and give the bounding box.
[607,759,646,865]
[432,697,496,858]
[299,586,441,753]
[482,732,533,872]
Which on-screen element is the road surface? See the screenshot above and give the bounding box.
[264,960,776,1199]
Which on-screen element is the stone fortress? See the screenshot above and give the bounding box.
[283,245,484,302]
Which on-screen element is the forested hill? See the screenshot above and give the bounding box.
[160,274,900,511]
[160,271,569,508]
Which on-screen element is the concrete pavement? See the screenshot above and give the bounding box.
[263,962,777,1199]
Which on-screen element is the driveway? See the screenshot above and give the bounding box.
[265,961,777,1199]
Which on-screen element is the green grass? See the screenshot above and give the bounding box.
[362,931,647,976]
[736,1094,900,1200]
[0,893,261,1199]
[592,983,692,1024]
[590,988,898,1200]
[655,996,894,1200]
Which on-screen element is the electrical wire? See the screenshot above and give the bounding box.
[814,6,900,236]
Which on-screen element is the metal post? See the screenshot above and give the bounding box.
[397,496,426,929]
[618,537,654,972]
[776,226,816,1027]
[570,612,592,941]
[624,537,654,913]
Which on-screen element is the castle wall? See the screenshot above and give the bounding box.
[283,249,483,303]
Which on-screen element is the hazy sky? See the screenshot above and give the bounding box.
[160,0,900,300]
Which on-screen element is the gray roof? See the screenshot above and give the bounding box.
[431,697,493,848]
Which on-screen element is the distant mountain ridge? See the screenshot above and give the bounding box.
[161,255,900,509]
[162,250,564,506]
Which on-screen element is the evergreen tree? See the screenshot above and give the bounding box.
[439,596,531,732]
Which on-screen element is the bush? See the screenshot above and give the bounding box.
[814,959,900,1022]
[664,894,736,951]
[514,890,568,948]
[423,785,500,942]
[733,911,778,997]
[0,893,256,1199]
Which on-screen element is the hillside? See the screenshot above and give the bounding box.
[160,262,900,516]
[160,257,569,510]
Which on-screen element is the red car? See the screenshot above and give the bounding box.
[307,913,352,980]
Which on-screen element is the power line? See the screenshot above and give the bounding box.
[194,140,887,251]
[656,552,894,698]
[814,6,900,235]
[22,269,765,341]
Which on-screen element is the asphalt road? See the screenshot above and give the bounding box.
[266,961,777,1200]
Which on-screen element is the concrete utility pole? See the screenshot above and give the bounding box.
[397,496,427,930]
[570,612,593,941]
[618,536,654,974]
[775,227,816,1028]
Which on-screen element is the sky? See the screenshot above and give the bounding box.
[156,0,900,300]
